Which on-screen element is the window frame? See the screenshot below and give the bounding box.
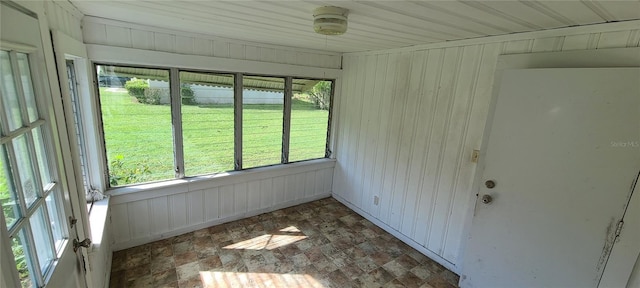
[93,62,336,189]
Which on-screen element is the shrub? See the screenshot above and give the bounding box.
[108,155,151,186]
[181,84,196,105]
[143,88,163,105]
[124,78,148,102]
[308,81,331,110]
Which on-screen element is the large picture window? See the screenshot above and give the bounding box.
[95,64,334,187]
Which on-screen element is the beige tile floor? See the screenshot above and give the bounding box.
[110,197,459,288]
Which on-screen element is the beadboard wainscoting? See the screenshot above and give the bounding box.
[109,160,335,251]
[333,23,640,273]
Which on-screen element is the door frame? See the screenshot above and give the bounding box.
[459,47,640,287]
[1,1,89,287]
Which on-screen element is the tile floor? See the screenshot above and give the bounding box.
[110,197,459,288]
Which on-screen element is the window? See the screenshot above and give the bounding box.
[242,76,285,169]
[1,50,68,287]
[289,80,332,162]
[97,65,174,186]
[95,64,334,188]
[180,71,235,176]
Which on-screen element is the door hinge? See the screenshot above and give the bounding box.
[615,221,624,237]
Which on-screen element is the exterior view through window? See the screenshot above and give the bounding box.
[96,64,333,187]
[242,76,284,169]
[97,65,173,186]
[180,71,235,176]
[289,80,331,162]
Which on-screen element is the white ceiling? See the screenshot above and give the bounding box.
[71,1,640,53]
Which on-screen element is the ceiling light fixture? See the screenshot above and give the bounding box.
[313,6,349,35]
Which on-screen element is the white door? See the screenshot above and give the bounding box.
[1,2,86,287]
[460,68,640,287]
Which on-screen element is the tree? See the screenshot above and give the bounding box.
[307,81,331,110]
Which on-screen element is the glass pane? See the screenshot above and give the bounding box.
[242,76,284,169]
[12,229,36,288]
[32,127,51,187]
[29,207,55,274]
[17,53,38,123]
[289,80,331,162]
[1,50,23,131]
[1,144,21,229]
[97,65,173,186]
[180,71,235,176]
[12,135,38,207]
[45,191,65,252]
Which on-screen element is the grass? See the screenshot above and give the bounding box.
[100,87,329,186]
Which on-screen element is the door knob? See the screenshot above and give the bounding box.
[481,194,493,204]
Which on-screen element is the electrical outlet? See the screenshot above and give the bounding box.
[374,196,379,205]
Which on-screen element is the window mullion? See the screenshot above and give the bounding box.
[282,77,292,164]
[234,73,243,170]
[170,68,184,178]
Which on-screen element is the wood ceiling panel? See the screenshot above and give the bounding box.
[72,0,640,53]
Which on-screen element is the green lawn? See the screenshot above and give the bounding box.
[100,88,329,186]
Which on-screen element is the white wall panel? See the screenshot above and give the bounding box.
[82,17,342,69]
[110,162,334,250]
[334,27,640,272]
[44,1,83,42]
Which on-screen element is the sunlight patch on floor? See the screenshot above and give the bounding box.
[200,271,324,287]
[223,226,307,250]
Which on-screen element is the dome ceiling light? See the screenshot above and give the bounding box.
[313,6,349,35]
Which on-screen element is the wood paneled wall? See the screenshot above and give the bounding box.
[109,161,334,250]
[333,27,640,271]
[44,1,83,42]
[82,17,342,69]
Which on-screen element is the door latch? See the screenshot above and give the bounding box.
[73,238,92,252]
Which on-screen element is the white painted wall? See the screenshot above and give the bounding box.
[109,160,334,250]
[333,23,640,273]
[629,255,640,288]
[82,17,342,69]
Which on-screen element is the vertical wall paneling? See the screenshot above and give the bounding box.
[334,28,640,270]
[247,181,261,212]
[187,190,204,225]
[127,201,150,239]
[131,29,155,50]
[168,194,187,230]
[149,197,170,234]
[204,187,220,221]
[234,183,248,214]
[219,185,235,218]
[109,162,334,250]
[260,178,273,209]
[110,204,130,244]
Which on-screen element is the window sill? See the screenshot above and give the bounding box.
[106,158,336,204]
[88,196,110,251]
